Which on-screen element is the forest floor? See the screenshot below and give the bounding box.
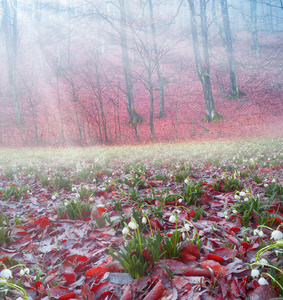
[0,137,283,299]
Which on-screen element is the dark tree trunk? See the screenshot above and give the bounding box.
[148,0,165,118]
[220,0,241,98]
[119,0,143,126]
[188,0,223,122]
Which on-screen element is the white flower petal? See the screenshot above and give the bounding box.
[258,277,269,285]
[0,269,12,279]
[271,230,283,240]
[251,269,260,277]
[169,215,177,223]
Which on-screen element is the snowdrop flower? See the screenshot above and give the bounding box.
[239,191,246,197]
[19,268,30,276]
[184,179,189,184]
[184,223,191,231]
[244,197,249,202]
[232,209,237,214]
[0,268,12,279]
[178,198,183,203]
[251,269,260,277]
[128,219,138,230]
[272,179,277,183]
[271,230,283,240]
[257,258,268,266]
[169,215,177,223]
[254,229,264,237]
[182,232,186,240]
[264,183,268,188]
[234,195,240,200]
[258,277,269,285]
[142,217,147,224]
[51,194,57,200]
[122,227,129,235]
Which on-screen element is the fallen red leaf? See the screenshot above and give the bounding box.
[200,260,228,276]
[85,266,108,278]
[121,285,132,300]
[143,280,163,300]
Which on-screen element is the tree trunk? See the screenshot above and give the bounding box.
[119,0,143,126]
[148,0,165,118]
[220,0,241,98]
[188,0,223,122]
[2,0,22,124]
[250,0,259,58]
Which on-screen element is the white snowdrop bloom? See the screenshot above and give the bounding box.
[0,269,12,279]
[182,232,186,240]
[184,223,191,231]
[271,230,283,240]
[272,179,277,183]
[232,209,237,214]
[239,191,246,197]
[178,198,183,203]
[19,268,30,276]
[47,177,51,181]
[244,197,249,202]
[254,229,264,237]
[184,179,189,184]
[251,269,260,277]
[225,215,229,220]
[264,183,268,188]
[64,201,68,207]
[234,195,240,200]
[122,227,129,235]
[169,215,177,223]
[128,220,138,230]
[142,217,147,224]
[258,277,269,285]
[51,195,57,200]
[175,209,181,214]
[257,258,268,266]
[72,187,77,192]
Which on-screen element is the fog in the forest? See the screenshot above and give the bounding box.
[0,0,282,147]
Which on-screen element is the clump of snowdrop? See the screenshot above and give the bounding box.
[128,219,138,230]
[254,228,264,238]
[19,268,29,276]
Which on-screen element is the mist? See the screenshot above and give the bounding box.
[0,0,282,146]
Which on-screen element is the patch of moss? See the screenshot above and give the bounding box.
[227,89,246,99]
[202,112,224,122]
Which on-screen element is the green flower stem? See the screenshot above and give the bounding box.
[262,272,283,294]
[0,281,28,300]
[251,262,283,275]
